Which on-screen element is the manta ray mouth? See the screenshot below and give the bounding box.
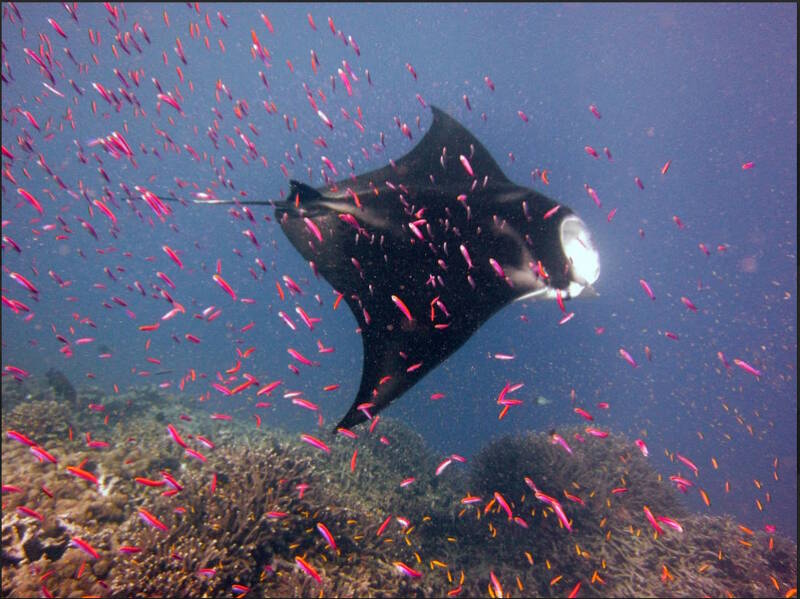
[560,215,600,295]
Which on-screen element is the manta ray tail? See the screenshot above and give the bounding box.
[160,195,277,206]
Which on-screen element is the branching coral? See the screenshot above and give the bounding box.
[2,380,796,598]
[108,433,442,598]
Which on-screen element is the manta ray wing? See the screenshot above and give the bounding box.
[276,106,576,432]
[166,107,599,432]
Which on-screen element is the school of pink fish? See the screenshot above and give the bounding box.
[0,4,788,599]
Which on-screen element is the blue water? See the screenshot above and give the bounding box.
[2,1,796,544]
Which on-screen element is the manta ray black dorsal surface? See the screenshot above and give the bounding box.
[275,106,599,432]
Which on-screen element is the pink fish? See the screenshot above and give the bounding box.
[301,433,330,453]
[157,93,183,114]
[681,296,698,312]
[338,213,364,233]
[391,294,413,321]
[459,154,474,177]
[212,274,236,301]
[490,572,504,598]
[635,439,649,457]
[316,109,333,130]
[166,424,188,448]
[30,445,58,463]
[17,506,45,521]
[585,427,608,438]
[160,472,183,491]
[394,561,422,578]
[20,109,41,130]
[734,358,762,378]
[288,348,318,366]
[551,433,572,455]
[493,491,513,521]
[9,272,39,294]
[643,505,663,534]
[303,217,323,242]
[138,507,168,531]
[316,522,337,552]
[672,479,694,496]
[656,516,683,533]
[619,348,637,368]
[585,185,602,208]
[321,155,338,176]
[17,188,44,214]
[196,435,215,449]
[257,380,282,396]
[296,556,322,583]
[292,398,318,411]
[7,430,35,446]
[489,258,506,278]
[435,458,452,476]
[278,311,297,330]
[536,492,572,532]
[676,453,699,476]
[296,306,319,330]
[639,279,655,300]
[69,537,100,559]
[459,244,473,269]
[543,205,561,220]
[184,448,207,462]
[337,68,353,96]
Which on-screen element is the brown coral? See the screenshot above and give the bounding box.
[2,379,796,598]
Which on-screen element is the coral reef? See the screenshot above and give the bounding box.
[109,436,437,598]
[2,399,72,445]
[324,417,467,517]
[597,513,798,598]
[44,369,77,407]
[2,378,797,598]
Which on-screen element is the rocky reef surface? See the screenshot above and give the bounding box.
[2,375,796,597]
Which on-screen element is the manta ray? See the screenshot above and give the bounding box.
[192,106,599,432]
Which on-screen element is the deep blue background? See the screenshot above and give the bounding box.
[2,4,796,539]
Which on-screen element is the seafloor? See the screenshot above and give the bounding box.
[1,374,796,598]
